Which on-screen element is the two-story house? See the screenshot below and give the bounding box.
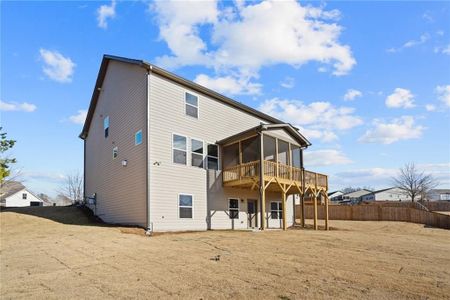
[81,55,328,233]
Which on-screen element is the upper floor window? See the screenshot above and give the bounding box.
[207,144,219,170]
[113,146,118,159]
[22,193,27,200]
[173,134,187,165]
[191,139,204,168]
[104,116,110,138]
[185,92,198,118]
[135,130,142,145]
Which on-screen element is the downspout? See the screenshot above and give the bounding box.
[146,67,152,235]
[83,139,86,203]
[300,147,305,228]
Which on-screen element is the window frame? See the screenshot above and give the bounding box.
[185,91,199,119]
[228,198,240,219]
[104,115,110,138]
[172,133,188,165]
[135,130,143,146]
[112,146,118,159]
[270,201,283,220]
[206,143,220,170]
[22,193,27,200]
[178,193,194,219]
[190,138,204,168]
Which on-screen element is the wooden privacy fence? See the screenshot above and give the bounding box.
[296,204,450,229]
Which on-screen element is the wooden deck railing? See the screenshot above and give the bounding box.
[223,160,327,189]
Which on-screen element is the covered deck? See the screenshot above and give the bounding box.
[219,124,330,231]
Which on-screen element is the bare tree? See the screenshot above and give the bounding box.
[59,172,83,204]
[392,163,438,202]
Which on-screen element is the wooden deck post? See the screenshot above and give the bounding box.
[301,171,305,228]
[325,194,329,230]
[282,189,287,230]
[313,192,318,230]
[259,132,266,230]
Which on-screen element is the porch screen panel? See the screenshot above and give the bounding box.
[223,143,239,169]
[263,135,276,161]
[278,140,289,165]
[291,145,301,168]
[241,136,258,163]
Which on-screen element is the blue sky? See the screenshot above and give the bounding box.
[1,0,450,196]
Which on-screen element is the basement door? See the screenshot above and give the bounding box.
[247,199,258,228]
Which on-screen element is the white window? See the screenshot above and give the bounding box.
[207,144,219,170]
[179,194,193,218]
[191,139,204,168]
[135,130,142,145]
[229,198,239,219]
[112,146,118,159]
[185,92,198,118]
[270,202,283,219]
[104,116,110,138]
[173,134,187,165]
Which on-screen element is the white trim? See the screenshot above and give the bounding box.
[185,91,199,119]
[228,198,240,220]
[178,193,194,219]
[135,129,143,146]
[172,133,188,165]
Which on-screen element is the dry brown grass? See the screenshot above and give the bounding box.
[1,206,449,299]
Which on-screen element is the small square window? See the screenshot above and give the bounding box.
[135,130,142,145]
[270,202,283,219]
[229,198,239,219]
[113,146,118,159]
[22,193,27,200]
[185,92,198,118]
[179,194,193,219]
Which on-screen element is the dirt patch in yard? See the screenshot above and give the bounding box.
[1,207,449,299]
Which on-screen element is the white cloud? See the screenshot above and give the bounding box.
[304,149,352,167]
[0,100,36,112]
[387,33,430,53]
[435,85,450,107]
[69,110,87,125]
[194,73,261,95]
[280,77,295,89]
[97,0,116,29]
[359,116,424,144]
[39,49,75,83]
[385,88,415,108]
[343,89,362,101]
[152,0,355,95]
[425,104,436,112]
[259,98,363,142]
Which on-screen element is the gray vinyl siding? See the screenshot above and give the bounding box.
[148,73,296,231]
[85,61,147,227]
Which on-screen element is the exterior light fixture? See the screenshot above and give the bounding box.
[121,160,128,167]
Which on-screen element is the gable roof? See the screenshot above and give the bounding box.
[79,55,311,147]
[216,123,310,147]
[343,189,372,198]
[1,181,26,199]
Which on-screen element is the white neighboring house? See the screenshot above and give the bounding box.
[0,181,44,207]
[341,189,372,203]
[361,187,412,202]
[427,189,450,201]
[328,191,343,202]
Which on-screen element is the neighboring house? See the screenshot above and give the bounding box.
[341,189,372,204]
[427,189,450,201]
[361,187,412,202]
[328,191,343,202]
[81,55,328,233]
[0,181,43,207]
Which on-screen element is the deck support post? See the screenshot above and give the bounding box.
[282,189,287,230]
[301,170,305,228]
[259,132,266,230]
[325,194,329,230]
[313,192,318,230]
